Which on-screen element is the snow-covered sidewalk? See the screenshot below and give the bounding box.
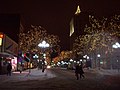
[0,68,56,83]
[84,68,120,75]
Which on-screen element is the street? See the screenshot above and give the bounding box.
[0,68,120,90]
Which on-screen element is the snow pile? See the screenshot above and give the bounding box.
[0,68,56,82]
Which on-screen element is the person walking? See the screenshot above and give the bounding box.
[7,63,12,76]
[42,59,46,73]
[75,64,85,80]
[79,65,85,79]
[19,65,22,73]
[75,64,79,80]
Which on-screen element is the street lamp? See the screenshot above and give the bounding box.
[97,54,101,70]
[112,42,120,48]
[112,42,120,72]
[38,40,50,48]
[38,40,49,72]
[97,54,100,58]
[83,55,90,68]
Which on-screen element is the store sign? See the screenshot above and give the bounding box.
[5,35,18,56]
[0,38,2,46]
[0,33,3,46]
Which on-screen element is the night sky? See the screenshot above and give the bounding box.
[0,0,120,50]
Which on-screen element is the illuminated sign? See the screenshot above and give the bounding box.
[0,33,3,46]
[0,38,2,46]
[0,34,3,38]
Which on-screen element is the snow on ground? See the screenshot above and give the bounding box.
[0,67,120,84]
[84,68,120,75]
[0,68,56,83]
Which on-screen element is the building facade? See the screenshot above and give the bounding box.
[70,6,89,50]
[0,33,18,74]
[0,14,20,74]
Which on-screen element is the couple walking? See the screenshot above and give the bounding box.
[75,63,85,80]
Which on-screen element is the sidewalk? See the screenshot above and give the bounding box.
[0,68,56,83]
[84,68,120,75]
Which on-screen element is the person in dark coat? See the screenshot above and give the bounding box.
[75,64,85,80]
[7,63,12,76]
[75,64,80,80]
[79,65,85,79]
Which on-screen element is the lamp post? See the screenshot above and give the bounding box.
[97,54,101,70]
[83,55,90,69]
[112,42,120,49]
[38,41,50,48]
[38,40,49,72]
[112,42,120,72]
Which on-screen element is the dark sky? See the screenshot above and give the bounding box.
[0,0,120,50]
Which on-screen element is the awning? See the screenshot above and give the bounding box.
[0,52,14,59]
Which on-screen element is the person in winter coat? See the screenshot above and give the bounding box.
[19,65,22,73]
[79,65,85,79]
[75,64,85,80]
[75,64,80,80]
[7,63,12,76]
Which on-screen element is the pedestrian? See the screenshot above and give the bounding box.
[42,65,46,72]
[19,65,22,73]
[79,65,85,79]
[42,59,46,73]
[75,64,80,80]
[7,63,12,76]
[75,64,85,80]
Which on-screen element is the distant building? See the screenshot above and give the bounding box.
[70,5,90,50]
[69,5,93,68]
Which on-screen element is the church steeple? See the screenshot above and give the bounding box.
[75,5,81,15]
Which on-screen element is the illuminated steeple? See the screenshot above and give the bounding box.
[75,5,81,15]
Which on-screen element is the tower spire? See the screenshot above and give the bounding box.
[75,5,81,15]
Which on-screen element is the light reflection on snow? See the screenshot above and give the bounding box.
[12,71,29,74]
